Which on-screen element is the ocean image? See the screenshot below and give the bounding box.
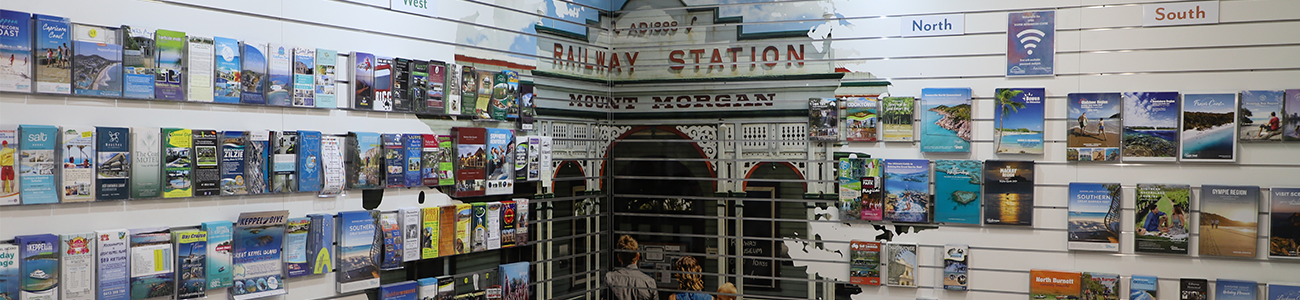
[934,160,981,224]
[20,258,56,292]
[72,41,122,96]
[129,273,173,299]
[1285,90,1300,141]
[241,44,267,104]
[267,46,292,106]
[920,88,971,152]
[1181,93,1237,161]
[1068,211,1118,243]
[1240,90,1284,141]
[1122,92,1180,160]
[1068,183,1121,248]
[994,88,1045,154]
[214,38,241,103]
[884,160,928,223]
[983,161,1034,226]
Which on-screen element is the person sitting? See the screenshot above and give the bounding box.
[1259,112,1281,138]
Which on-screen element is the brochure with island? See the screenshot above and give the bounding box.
[1122,92,1180,162]
[920,88,972,153]
[1181,93,1238,162]
[934,160,981,225]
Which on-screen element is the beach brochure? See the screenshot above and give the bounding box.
[1134,183,1191,254]
[1067,93,1122,162]
[1122,92,1180,162]
[1285,90,1300,141]
[1270,187,1300,258]
[993,88,1045,154]
[337,210,381,293]
[883,159,930,223]
[844,97,878,142]
[1067,183,1121,252]
[880,97,915,142]
[983,160,1034,226]
[1240,90,1284,142]
[809,98,838,142]
[1029,270,1080,300]
[1199,185,1259,258]
[1181,93,1238,162]
[934,160,981,225]
[230,210,289,300]
[920,88,972,153]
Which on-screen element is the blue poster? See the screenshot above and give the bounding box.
[1007,11,1055,77]
[883,159,929,223]
[1269,283,1300,300]
[1216,279,1257,300]
[934,160,981,224]
[920,88,972,153]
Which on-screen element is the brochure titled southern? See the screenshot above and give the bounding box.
[337,210,380,293]
[1067,182,1121,252]
[230,210,289,300]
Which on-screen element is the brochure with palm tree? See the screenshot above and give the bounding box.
[994,88,1045,154]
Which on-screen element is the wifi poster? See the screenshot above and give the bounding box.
[1007,11,1055,77]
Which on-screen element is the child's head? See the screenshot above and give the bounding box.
[717,282,737,300]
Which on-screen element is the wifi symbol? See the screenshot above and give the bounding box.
[1016,29,1046,55]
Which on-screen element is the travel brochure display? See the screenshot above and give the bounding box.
[883,159,929,223]
[264,45,291,107]
[186,36,214,102]
[162,128,193,199]
[1240,90,1285,141]
[172,230,206,300]
[230,210,288,300]
[1123,92,1180,162]
[375,56,395,111]
[96,229,130,300]
[1181,278,1208,300]
[292,47,315,107]
[379,212,404,270]
[213,37,240,104]
[337,210,380,293]
[121,26,155,99]
[1029,269,1079,300]
[499,262,529,300]
[808,98,838,142]
[1286,90,1300,141]
[883,243,916,288]
[19,125,59,204]
[1199,185,1259,258]
[284,217,311,278]
[1180,93,1238,162]
[934,160,981,225]
[844,97,878,142]
[315,49,338,108]
[1067,183,1121,252]
[1006,11,1055,77]
[1081,272,1119,300]
[240,42,268,105]
[200,221,234,289]
[1270,187,1300,258]
[96,127,131,200]
[0,10,34,93]
[836,156,873,222]
[1134,184,1191,254]
[307,213,335,275]
[220,131,247,196]
[192,130,220,196]
[246,131,270,194]
[880,97,914,142]
[993,88,1045,154]
[130,127,161,199]
[0,244,15,300]
[154,29,185,100]
[983,160,1034,226]
[1067,93,1122,162]
[1216,279,1258,300]
[942,244,968,291]
[1130,275,1158,300]
[920,88,971,153]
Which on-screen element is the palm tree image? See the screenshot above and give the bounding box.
[994,89,1026,153]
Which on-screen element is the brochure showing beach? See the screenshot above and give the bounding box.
[1122,92,1180,162]
[1199,185,1259,258]
[1181,93,1238,162]
[920,88,971,153]
[1067,93,1122,162]
[1240,90,1284,142]
[994,88,1045,154]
